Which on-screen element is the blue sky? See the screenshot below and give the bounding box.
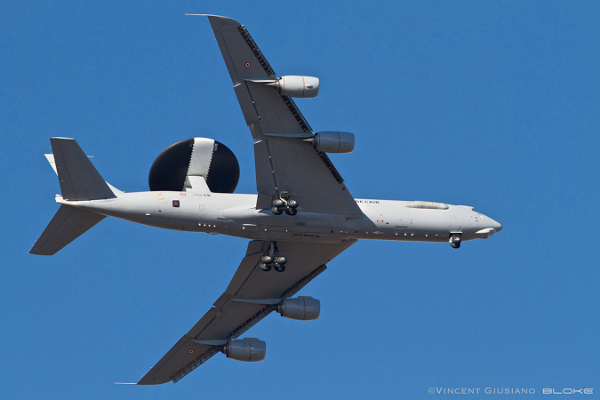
[2,1,599,399]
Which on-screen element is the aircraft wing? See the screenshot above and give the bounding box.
[138,239,356,384]
[205,15,363,218]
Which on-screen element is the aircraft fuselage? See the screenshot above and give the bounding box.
[57,190,501,245]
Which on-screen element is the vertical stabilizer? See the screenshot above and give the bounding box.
[51,138,115,200]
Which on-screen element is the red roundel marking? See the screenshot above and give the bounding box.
[180,192,186,196]
[244,62,251,68]
[188,349,194,354]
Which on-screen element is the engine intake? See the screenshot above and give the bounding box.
[268,75,319,98]
[222,338,266,362]
[277,297,320,320]
[307,131,355,154]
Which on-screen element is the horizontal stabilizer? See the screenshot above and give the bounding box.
[30,205,105,255]
[51,138,115,200]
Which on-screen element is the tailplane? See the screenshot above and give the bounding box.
[30,206,105,255]
[30,138,115,255]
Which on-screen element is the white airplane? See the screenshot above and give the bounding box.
[30,15,502,384]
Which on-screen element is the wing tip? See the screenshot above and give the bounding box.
[185,14,241,26]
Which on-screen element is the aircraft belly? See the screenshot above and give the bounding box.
[256,227,294,241]
[353,201,455,242]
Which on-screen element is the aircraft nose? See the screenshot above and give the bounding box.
[475,215,502,238]
[490,218,502,233]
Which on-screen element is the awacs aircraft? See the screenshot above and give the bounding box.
[30,15,502,384]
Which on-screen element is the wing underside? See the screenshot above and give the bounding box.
[206,15,363,217]
[138,239,356,385]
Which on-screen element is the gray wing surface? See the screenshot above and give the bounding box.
[206,15,363,217]
[138,239,357,385]
[29,206,105,255]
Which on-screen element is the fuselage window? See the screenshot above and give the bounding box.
[173,200,180,208]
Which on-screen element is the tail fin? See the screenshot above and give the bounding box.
[30,206,105,255]
[50,137,115,200]
[30,138,115,255]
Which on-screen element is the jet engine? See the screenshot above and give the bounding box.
[305,131,355,154]
[222,338,266,362]
[277,297,320,320]
[148,137,239,193]
[267,75,320,98]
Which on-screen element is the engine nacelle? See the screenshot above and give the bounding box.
[277,297,320,321]
[270,75,319,98]
[148,137,240,193]
[311,131,355,154]
[223,338,266,362]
